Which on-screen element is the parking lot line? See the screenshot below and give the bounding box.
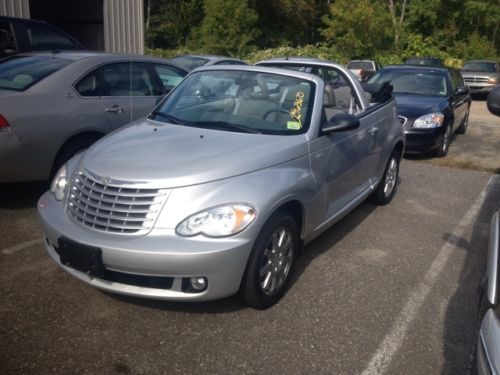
[360,175,498,375]
[2,239,42,255]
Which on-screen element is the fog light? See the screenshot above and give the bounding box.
[190,277,206,290]
[181,277,208,293]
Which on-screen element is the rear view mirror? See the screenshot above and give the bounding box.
[487,86,500,117]
[455,87,468,95]
[322,113,360,134]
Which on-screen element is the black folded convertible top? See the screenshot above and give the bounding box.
[361,82,393,103]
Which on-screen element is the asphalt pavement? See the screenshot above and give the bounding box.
[1,104,500,374]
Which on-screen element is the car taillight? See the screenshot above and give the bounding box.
[0,114,10,131]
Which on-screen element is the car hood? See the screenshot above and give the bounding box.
[81,118,309,187]
[394,94,448,119]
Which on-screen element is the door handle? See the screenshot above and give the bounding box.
[105,105,124,114]
[368,127,378,136]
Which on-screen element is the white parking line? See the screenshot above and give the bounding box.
[361,175,498,375]
[1,239,42,255]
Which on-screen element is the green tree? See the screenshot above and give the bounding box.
[190,0,260,56]
[321,0,392,58]
[145,0,203,49]
[254,0,316,47]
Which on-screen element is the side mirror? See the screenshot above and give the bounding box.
[455,87,468,95]
[322,113,360,134]
[487,85,500,117]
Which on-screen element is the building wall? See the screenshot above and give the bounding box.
[104,0,144,54]
[1,0,144,55]
[0,0,30,18]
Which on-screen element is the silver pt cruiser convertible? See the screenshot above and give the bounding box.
[38,62,404,308]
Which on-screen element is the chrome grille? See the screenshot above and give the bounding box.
[464,76,489,83]
[67,172,167,234]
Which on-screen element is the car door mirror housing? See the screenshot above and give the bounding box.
[322,113,360,134]
[455,87,468,95]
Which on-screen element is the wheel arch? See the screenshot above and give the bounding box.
[50,130,105,176]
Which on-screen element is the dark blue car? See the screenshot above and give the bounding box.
[368,65,471,157]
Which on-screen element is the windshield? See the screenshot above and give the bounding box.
[368,70,448,97]
[0,55,71,91]
[151,70,315,135]
[463,62,497,72]
[170,56,209,71]
[348,61,374,70]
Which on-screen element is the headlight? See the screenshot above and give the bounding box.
[412,113,444,129]
[176,204,256,237]
[488,77,499,84]
[50,164,68,201]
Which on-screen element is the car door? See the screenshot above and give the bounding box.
[450,70,468,128]
[309,81,379,226]
[99,62,160,130]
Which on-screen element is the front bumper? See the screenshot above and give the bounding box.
[37,192,254,302]
[469,85,494,95]
[403,128,444,154]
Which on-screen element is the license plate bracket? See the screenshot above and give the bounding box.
[57,237,105,278]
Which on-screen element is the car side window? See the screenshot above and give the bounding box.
[0,21,16,56]
[152,64,186,94]
[100,63,156,97]
[213,60,246,65]
[75,70,100,97]
[23,24,78,50]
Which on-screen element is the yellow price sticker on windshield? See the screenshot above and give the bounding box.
[287,121,302,130]
[289,91,305,125]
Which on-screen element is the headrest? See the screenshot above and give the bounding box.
[323,84,335,107]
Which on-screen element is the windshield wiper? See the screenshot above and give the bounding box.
[149,111,183,125]
[193,121,261,134]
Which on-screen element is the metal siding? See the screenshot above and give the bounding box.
[0,0,30,18]
[104,0,143,54]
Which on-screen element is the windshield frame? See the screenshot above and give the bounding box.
[150,68,317,136]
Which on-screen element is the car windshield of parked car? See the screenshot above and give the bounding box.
[151,70,314,135]
[368,70,448,97]
[170,56,209,71]
[462,62,497,72]
[0,55,71,91]
[347,61,373,70]
[405,58,442,66]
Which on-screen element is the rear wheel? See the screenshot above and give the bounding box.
[240,211,299,309]
[50,134,101,179]
[371,150,400,205]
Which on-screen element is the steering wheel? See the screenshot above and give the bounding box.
[263,107,289,120]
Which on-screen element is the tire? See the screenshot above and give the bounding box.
[240,211,299,309]
[435,124,451,157]
[456,107,470,135]
[50,135,101,179]
[371,150,400,205]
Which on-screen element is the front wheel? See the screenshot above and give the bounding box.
[240,211,299,309]
[435,124,451,157]
[371,151,400,205]
[456,107,470,135]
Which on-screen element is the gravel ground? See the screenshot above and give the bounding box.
[420,99,500,173]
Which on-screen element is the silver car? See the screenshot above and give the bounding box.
[38,63,404,308]
[0,51,187,182]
